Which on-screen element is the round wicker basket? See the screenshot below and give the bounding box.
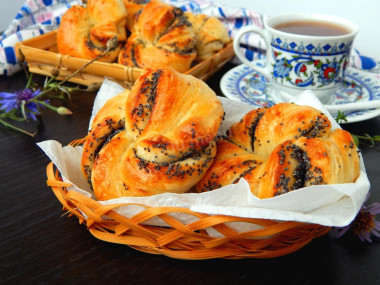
[45,140,330,260]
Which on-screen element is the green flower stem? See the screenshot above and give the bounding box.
[45,75,58,87]
[354,135,380,142]
[0,111,25,122]
[0,118,36,137]
[358,141,380,152]
[21,100,27,121]
[25,72,34,89]
[27,36,116,103]
[38,100,59,112]
[48,94,70,101]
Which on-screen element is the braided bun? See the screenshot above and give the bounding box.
[196,103,360,198]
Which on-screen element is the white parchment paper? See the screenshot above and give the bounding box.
[37,80,370,230]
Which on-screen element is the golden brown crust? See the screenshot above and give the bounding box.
[185,12,231,62]
[196,103,360,198]
[254,129,360,198]
[91,90,129,127]
[81,91,129,187]
[195,138,265,192]
[81,67,224,200]
[123,0,144,32]
[57,0,127,62]
[118,0,196,72]
[228,103,332,158]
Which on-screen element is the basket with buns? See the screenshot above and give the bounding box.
[42,67,369,259]
[15,0,233,87]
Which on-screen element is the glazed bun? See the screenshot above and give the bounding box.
[57,0,231,71]
[57,0,127,61]
[81,67,224,200]
[196,103,360,198]
[185,12,230,61]
[123,0,144,32]
[118,0,196,72]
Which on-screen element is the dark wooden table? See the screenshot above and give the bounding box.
[1,64,380,284]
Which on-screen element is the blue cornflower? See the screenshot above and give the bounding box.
[332,193,380,242]
[0,89,46,121]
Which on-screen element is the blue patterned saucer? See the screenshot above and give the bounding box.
[220,63,380,123]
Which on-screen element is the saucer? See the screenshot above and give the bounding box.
[220,63,380,123]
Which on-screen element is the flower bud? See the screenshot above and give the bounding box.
[86,82,101,92]
[51,68,60,77]
[106,36,118,51]
[57,107,73,116]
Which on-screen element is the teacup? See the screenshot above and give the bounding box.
[233,13,359,104]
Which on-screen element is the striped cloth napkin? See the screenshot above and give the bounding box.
[0,0,378,76]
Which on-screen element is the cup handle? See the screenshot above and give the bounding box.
[233,25,272,78]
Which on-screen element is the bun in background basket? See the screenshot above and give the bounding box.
[57,0,127,62]
[118,0,197,72]
[185,12,231,62]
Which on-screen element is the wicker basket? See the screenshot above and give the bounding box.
[15,30,234,87]
[45,139,330,260]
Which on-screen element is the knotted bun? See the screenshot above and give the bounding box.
[57,0,127,62]
[123,0,144,32]
[185,12,231,62]
[196,103,360,198]
[118,0,197,72]
[81,67,224,200]
[227,103,332,158]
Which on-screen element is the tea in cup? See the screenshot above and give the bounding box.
[233,14,359,104]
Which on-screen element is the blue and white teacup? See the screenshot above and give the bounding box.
[233,14,359,104]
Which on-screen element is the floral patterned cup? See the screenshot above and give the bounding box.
[233,14,358,104]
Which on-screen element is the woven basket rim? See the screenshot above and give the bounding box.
[15,30,235,86]
[44,139,330,260]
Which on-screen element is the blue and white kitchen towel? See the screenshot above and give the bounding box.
[0,0,378,76]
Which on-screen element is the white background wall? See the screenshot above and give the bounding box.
[0,0,26,31]
[1,0,379,58]
[217,0,380,58]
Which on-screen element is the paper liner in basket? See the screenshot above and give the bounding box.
[37,79,370,230]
